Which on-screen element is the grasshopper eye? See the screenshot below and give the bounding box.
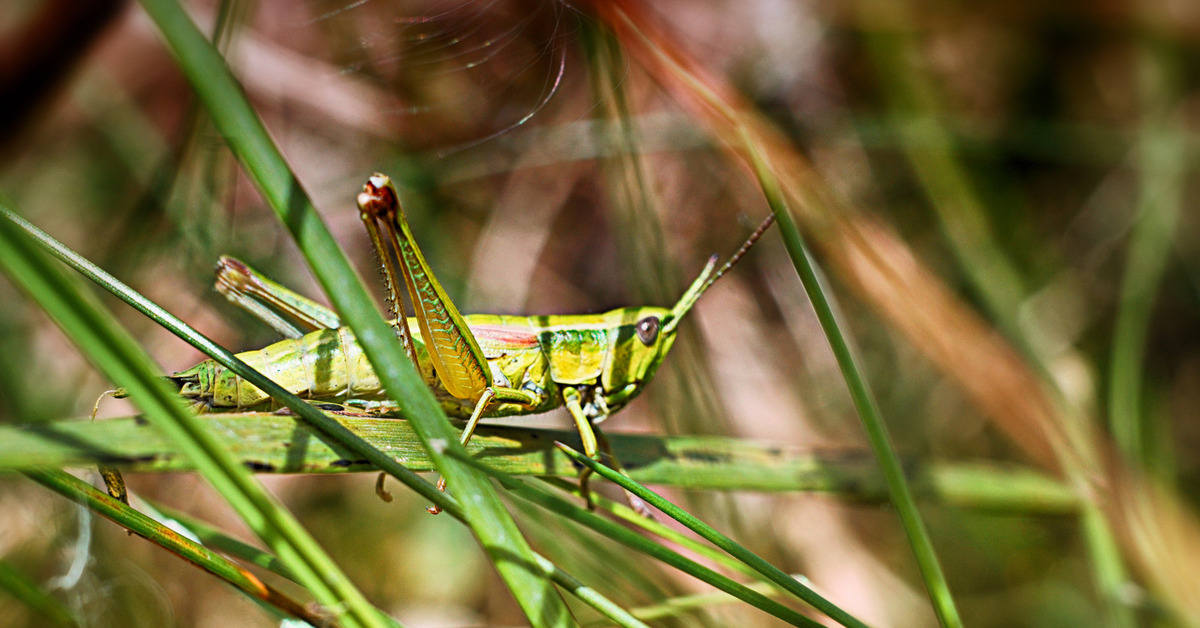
[635,316,660,346]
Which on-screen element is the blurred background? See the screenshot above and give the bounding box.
[1,0,1198,626]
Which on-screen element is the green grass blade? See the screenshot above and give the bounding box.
[556,444,868,628]
[152,498,648,628]
[854,11,1139,623]
[588,577,804,626]
[527,555,651,628]
[0,414,1080,514]
[1096,33,1186,627]
[857,0,1030,357]
[759,185,963,628]
[0,201,453,515]
[510,485,821,628]
[543,477,789,583]
[0,201,392,628]
[442,448,826,628]
[143,502,300,583]
[1108,37,1185,472]
[0,560,77,627]
[133,1,571,623]
[584,10,963,623]
[24,469,324,625]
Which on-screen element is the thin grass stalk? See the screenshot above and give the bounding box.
[855,0,1032,362]
[132,1,573,623]
[555,444,870,628]
[1095,26,1187,626]
[541,478,766,582]
[0,192,471,526]
[583,21,675,304]
[1108,25,1185,475]
[24,469,324,626]
[146,502,300,582]
[163,500,650,628]
[593,0,1073,480]
[582,6,963,624]
[0,413,1080,514]
[0,560,78,627]
[744,147,962,628]
[0,202,390,628]
[520,499,685,626]
[583,577,803,626]
[445,450,831,628]
[527,556,652,628]
[512,485,821,628]
[863,4,1170,624]
[0,202,451,506]
[581,18,733,462]
[0,114,643,628]
[853,12,1140,622]
[160,497,648,628]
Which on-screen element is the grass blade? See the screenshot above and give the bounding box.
[0,200,393,628]
[24,470,323,626]
[0,414,1079,514]
[0,560,77,627]
[151,500,649,628]
[133,1,571,623]
[442,447,828,627]
[758,178,963,628]
[556,443,869,628]
[0,199,450,520]
[581,8,964,623]
[147,502,300,582]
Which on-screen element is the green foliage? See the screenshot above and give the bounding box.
[0,0,1195,626]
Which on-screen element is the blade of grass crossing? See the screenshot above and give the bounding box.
[149,501,301,582]
[25,470,324,626]
[555,444,869,628]
[0,560,77,627]
[1,202,641,624]
[132,1,572,624]
[1109,33,1185,473]
[743,144,962,627]
[155,498,649,628]
[0,204,452,515]
[585,9,962,624]
[0,201,392,628]
[442,449,829,628]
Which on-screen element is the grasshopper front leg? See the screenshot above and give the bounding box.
[561,388,652,516]
[357,174,542,513]
[562,387,601,508]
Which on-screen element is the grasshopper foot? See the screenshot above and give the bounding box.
[577,467,596,511]
[426,477,448,515]
[375,472,393,503]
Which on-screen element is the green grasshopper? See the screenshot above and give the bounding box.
[169,174,773,511]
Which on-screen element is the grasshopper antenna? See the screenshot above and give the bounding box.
[705,213,776,290]
[664,213,775,333]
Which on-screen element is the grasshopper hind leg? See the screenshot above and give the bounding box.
[214,256,342,338]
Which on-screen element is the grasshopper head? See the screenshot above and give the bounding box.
[597,305,677,412]
[599,213,775,411]
[600,254,719,400]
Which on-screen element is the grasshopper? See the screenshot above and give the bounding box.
[168,174,773,511]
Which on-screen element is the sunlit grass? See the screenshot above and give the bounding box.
[0,0,1196,626]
